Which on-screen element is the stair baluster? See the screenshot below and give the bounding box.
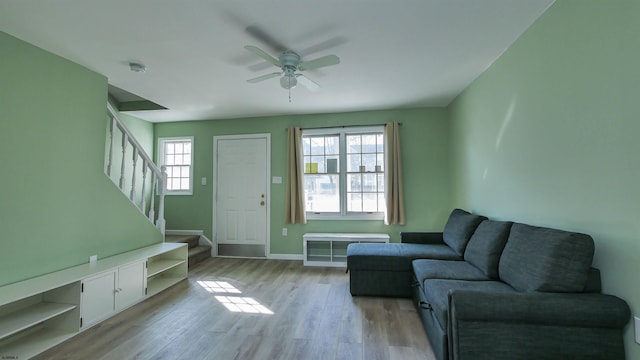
[149,171,156,223]
[140,160,148,213]
[130,150,138,201]
[119,132,128,191]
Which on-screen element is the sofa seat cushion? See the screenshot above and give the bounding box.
[499,223,595,293]
[463,220,513,279]
[423,279,516,329]
[413,260,489,287]
[347,243,461,272]
[443,209,487,256]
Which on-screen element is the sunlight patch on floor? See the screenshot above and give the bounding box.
[214,296,274,314]
[197,280,274,315]
[197,280,242,293]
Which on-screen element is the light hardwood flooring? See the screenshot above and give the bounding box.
[33,257,435,360]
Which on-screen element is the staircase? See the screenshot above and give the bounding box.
[165,235,211,268]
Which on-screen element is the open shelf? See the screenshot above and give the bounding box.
[146,245,188,296]
[0,302,77,340]
[0,326,76,359]
[147,274,184,297]
[303,233,390,267]
[147,259,185,277]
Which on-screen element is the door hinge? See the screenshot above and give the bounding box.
[145,287,148,295]
[80,317,83,327]
[81,283,84,292]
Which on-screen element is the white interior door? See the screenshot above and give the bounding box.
[214,135,269,257]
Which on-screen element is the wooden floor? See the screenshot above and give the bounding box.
[33,257,435,360]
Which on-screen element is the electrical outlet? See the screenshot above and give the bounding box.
[282,228,288,236]
[89,255,98,263]
[635,316,640,344]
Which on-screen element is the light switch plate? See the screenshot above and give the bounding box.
[635,316,640,344]
[272,176,282,184]
[201,177,207,186]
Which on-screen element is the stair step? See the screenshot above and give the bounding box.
[165,234,200,249]
[188,245,211,267]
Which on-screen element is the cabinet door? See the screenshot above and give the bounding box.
[81,271,116,328]
[116,260,146,310]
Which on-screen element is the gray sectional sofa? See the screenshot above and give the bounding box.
[346,209,630,360]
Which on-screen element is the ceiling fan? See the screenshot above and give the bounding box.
[244,45,340,94]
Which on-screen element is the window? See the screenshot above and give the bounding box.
[302,126,385,220]
[158,137,194,195]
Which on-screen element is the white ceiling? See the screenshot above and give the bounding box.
[0,0,555,123]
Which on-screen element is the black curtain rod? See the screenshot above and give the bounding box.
[285,123,402,131]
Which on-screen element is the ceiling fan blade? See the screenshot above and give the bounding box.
[245,25,288,53]
[244,45,282,67]
[247,72,281,83]
[298,54,340,71]
[296,74,320,92]
[298,36,348,57]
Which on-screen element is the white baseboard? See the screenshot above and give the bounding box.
[268,254,303,261]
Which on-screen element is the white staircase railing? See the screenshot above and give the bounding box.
[106,103,166,235]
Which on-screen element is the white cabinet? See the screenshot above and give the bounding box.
[303,233,390,267]
[0,243,187,359]
[81,271,116,328]
[80,260,146,328]
[116,261,146,311]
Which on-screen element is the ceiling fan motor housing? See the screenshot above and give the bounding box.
[279,51,301,70]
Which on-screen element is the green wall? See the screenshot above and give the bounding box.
[120,112,155,155]
[0,31,163,286]
[154,108,452,254]
[449,0,639,355]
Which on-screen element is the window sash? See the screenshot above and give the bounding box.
[302,127,384,220]
[158,137,194,195]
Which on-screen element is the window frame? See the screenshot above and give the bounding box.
[302,126,385,221]
[157,136,194,196]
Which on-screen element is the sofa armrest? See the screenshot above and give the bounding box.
[400,232,444,244]
[450,291,629,328]
[448,291,630,359]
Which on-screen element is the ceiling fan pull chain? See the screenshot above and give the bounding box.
[289,87,292,103]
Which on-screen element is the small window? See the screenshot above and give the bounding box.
[158,137,194,195]
[302,126,385,220]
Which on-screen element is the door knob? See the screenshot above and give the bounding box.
[260,201,265,206]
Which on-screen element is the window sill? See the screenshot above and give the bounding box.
[165,191,193,196]
[306,213,384,221]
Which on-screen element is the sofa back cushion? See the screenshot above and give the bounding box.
[443,209,487,256]
[499,223,594,292]
[464,220,513,279]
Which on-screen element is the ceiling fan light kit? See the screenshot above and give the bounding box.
[280,75,297,90]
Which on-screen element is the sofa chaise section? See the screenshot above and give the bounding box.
[346,209,486,297]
